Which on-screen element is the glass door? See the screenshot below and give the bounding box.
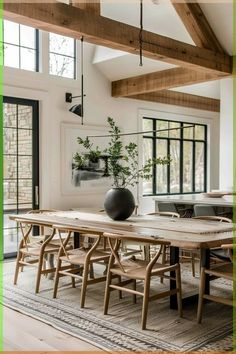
[3,96,39,258]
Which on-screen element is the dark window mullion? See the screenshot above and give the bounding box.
[192,141,196,192]
[74,39,76,80]
[49,51,75,59]
[3,42,37,51]
[153,119,156,195]
[204,125,208,192]
[180,123,183,194]
[167,139,170,194]
[35,30,39,72]
[16,104,19,248]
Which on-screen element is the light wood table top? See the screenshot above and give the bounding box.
[10,211,234,250]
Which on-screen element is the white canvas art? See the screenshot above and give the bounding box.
[61,123,111,195]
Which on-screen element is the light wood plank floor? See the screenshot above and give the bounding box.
[3,307,103,351]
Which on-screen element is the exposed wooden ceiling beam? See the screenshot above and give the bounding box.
[126,90,220,113]
[70,1,100,15]
[171,1,225,54]
[112,67,223,97]
[4,2,232,75]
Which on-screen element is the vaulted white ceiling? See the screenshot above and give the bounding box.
[92,0,233,99]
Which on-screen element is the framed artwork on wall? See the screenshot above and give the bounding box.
[61,122,111,195]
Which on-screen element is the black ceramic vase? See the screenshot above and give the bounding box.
[104,188,135,220]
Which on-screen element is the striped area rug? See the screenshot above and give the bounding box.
[3,262,232,352]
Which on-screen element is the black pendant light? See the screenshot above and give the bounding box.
[67,36,85,124]
[139,0,143,67]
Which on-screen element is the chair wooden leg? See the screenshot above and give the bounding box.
[141,278,150,330]
[103,261,108,276]
[20,254,25,272]
[104,270,113,315]
[14,251,22,285]
[191,252,196,277]
[133,279,137,304]
[43,256,47,278]
[80,263,90,308]
[53,259,62,298]
[35,253,44,294]
[89,264,94,279]
[161,246,167,283]
[118,275,122,299]
[197,267,206,324]
[71,276,76,288]
[143,245,150,261]
[175,265,183,317]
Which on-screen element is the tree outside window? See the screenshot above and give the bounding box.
[49,33,76,79]
[143,118,207,196]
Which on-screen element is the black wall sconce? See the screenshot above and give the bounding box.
[65,92,86,119]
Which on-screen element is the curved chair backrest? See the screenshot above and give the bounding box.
[27,209,58,235]
[193,215,232,223]
[148,211,180,218]
[27,209,58,214]
[193,204,215,217]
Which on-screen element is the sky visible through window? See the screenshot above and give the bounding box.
[3,20,38,71]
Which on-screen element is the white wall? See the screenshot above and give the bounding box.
[4,36,220,214]
[219,78,233,191]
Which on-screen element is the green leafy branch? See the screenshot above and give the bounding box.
[74,117,171,188]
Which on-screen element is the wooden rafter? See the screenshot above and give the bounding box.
[171,1,225,53]
[112,68,221,97]
[126,91,220,113]
[4,2,232,75]
[70,0,100,15]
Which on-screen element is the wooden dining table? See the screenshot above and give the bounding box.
[10,210,234,309]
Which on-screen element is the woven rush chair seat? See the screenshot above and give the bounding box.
[19,243,62,257]
[53,224,112,308]
[197,243,234,323]
[110,258,180,280]
[35,233,74,247]
[103,232,183,330]
[59,247,111,265]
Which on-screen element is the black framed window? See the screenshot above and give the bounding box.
[142,118,207,196]
[3,20,39,71]
[49,32,76,79]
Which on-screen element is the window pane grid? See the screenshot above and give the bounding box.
[49,32,76,79]
[49,51,75,59]
[143,118,207,196]
[3,20,39,72]
[3,41,36,51]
